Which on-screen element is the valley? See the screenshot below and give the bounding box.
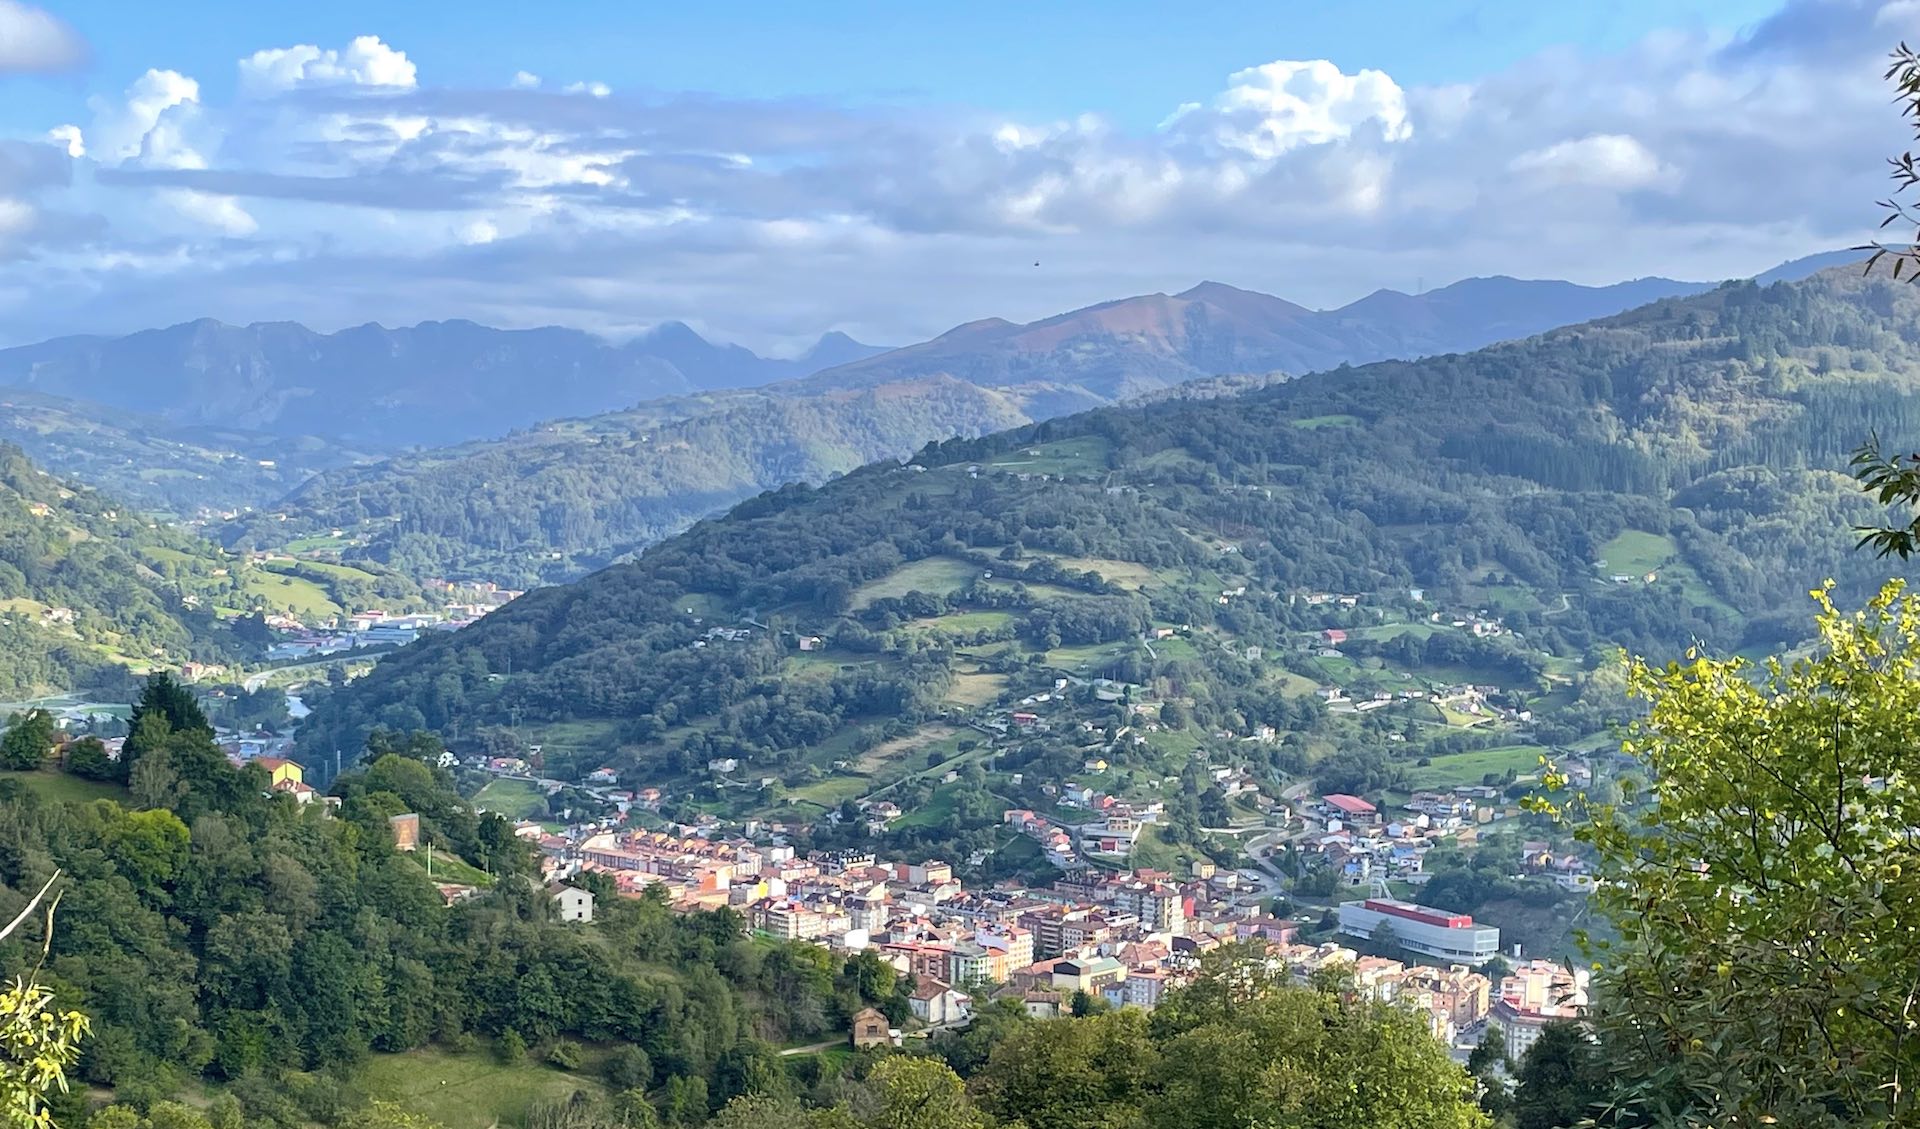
[298,268,1920,947]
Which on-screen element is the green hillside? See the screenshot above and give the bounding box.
[0,388,372,519]
[300,267,1920,856]
[0,443,439,698]
[224,376,1034,587]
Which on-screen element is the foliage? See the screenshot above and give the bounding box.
[970,945,1487,1129]
[1539,580,1920,1126]
[1862,43,1920,281]
[228,383,1034,587]
[303,267,1920,814]
[0,715,55,773]
[1510,1023,1609,1129]
[0,977,88,1129]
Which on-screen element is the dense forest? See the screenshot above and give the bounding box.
[7,679,918,1127]
[225,379,1035,587]
[299,267,1920,784]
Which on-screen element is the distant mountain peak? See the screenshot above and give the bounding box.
[1176,280,1265,301]
[640,320,712,346]
[935,317,1017,341]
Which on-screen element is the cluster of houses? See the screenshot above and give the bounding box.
[1002,791,1163,865]
[1258,944,1586,1051]
[546,813,1590,1053]
[526,813,1328,1030]
[1300,789,1522,886]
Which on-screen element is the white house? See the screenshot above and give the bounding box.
[554,885,595,924]
[909,979,971,1027]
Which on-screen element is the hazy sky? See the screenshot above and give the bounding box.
[0,0,1905,351]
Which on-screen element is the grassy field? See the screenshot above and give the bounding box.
[1290,414,1361,430]
[0,767,125,805]
[474,778,549,820]
[1266,669,1323,697]
[1593,531,1736,616]
[853,724,962,776]
[405,849,495,887]
[1350,622,1438,642]
[1053,557,1160,590]
[785,774,874,808]
[1595,530,1675,576]
[984,436,1111,475]
[265,557,384,584]
[1152,635,1199,660]
[944,671,1008,708]
[523,718,622,754]
[359,1047,604,1129]
[239,568,342,619]
[282,533,357,553]
[894,783,960,830]
[1045,640,1133,673]
[905,610,1017,636]
[848,556,979,610]
[1402,745,1547,790]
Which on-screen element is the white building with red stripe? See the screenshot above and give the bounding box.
[1336,897,1500,963]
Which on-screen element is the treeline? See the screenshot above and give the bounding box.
[226,382,1035,587]
[3,679,912,1128]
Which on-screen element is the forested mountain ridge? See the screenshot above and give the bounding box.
[0,389,372,517]
[0,442,440,698]
[228,254,1861,588]
[0,318,889,450]
[298,266,1920,821]
[223,377,1035,585]
[0,444,243,697]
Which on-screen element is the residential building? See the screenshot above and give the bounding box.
[554,886,595,923]
[850,1007,892,1049]
[909,979,971,1026]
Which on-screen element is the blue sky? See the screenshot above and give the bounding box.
[0,0,1905,349]
[10,1,1785,127]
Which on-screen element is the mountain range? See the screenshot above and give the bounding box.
[299,264,1920,831]
[0,319,892,451]
[215,251,1866,585]
[0,252,1860,465]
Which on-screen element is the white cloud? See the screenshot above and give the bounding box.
[1509,133,1669,190]
[0,0,84,74]
[80,68,203,166]
[0,1,1910,350]
[1180,59,1412,159]
[238,35,417,94]
[46,125,83,159]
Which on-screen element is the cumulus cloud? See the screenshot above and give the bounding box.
[1173,59,1412,158]
[1509,133,1670,190]
[0,0,1913,349]
[238,35,417,94]
[0,0,85,74]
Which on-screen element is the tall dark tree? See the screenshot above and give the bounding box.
[1510,1023,1609,1129]
[123,672,211,783]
